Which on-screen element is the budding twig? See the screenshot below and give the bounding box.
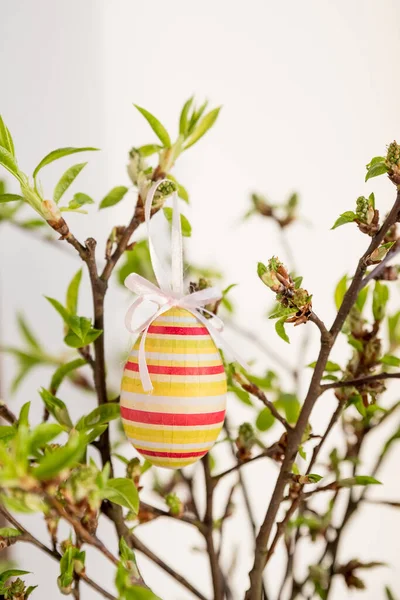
[0,505,117,600]
[320,371,400,392]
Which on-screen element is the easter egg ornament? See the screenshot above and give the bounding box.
[120,180,247,469]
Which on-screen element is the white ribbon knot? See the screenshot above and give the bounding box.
[124,179,247,392]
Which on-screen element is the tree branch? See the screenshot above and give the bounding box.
[320,371,400,391]
[202,456,224,600]
[245,187,400,600]
[0,505,117,600]
[0,401,17,424]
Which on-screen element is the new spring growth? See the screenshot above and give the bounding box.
[386,141,400,186]
[165,492,184,517]
[258,258,312,326]
[126,458,142,488]
[59,464,101,533]
[356,195,379,236]
[248,192,299,227]
[235,423,256,461]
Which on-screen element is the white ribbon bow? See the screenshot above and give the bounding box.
[124,179,248,392]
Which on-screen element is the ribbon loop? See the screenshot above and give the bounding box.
[124,180,248,392]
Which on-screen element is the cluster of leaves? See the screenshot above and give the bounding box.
[258,257,311,342]
[0,114,97,226]
[244,191,300,227]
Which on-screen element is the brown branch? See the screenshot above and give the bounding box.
[223,418,270,600]
[202,456,224,600]
[213,445,281,483]
[360,243,400,288]
[101,502,207,600]
[139,501,203,530]
[0,505,117,600]
[239,380,291,431]
[320,371,400,391]
[245,188,400,599]
[45,494,119,567]
[0,401,17,424]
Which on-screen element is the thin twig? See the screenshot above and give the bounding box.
[101,502,207,600]
[360,243,400,288]
[202,455,224,600]
[320,371,400,391]
[0,401,17,424]
[239,380,291,431]
[45,494,119,567]
[0,505,117,600]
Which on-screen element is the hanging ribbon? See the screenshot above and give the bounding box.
[124,179,248,392]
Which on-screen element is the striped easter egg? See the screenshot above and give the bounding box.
[120,307,227,469]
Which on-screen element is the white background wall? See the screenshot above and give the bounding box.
[1,1,400,598]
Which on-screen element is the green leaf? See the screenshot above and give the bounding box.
[99,186,129,209]
[331,211,357,230]
[0,570,30,587]
[39,388,73,430]
[356,285,369,312]
[18,402,30,428]
[228,385,253,406]
[337,475,382,487]
[163,207,192,237]
[137,144,163,157]
[388,311,400,346]
[166,174,189,202]
[0,115,15,156]
[334,275,347,310]
[102,478,139,513]
[308,361,341,372]
[0,146,23,182]
[63,192,94,211]
[66,269,82,316]
[0,494,45,513]
[17,314,41,351]
[83,424,107,445]
[50,358,87,394]
[293,275,303,289]
[256,407,275,431]
[0,528,21,538]
[124,587,162,600]
[372,281,389,321]
[117,240,155,286]
[45,296,74,328]
[275,318,290,344]
[0,426,16,441]
[380,354,400,367]
[179,97,194,136]
[348,336,363,352]
[269,305,297,320]
[64,324,102,348]
[367,156,386,168]
[32,433,85,480]
[53,162,87,204]
[184,107,221,150]
[365,160,388,182]
[307,473,323,483]
[0,193,24,203]
[33,147,99,179]
[133,105,171,147]
[275,393,300,424]
[29,423,63,453]
[76,404,120,431]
